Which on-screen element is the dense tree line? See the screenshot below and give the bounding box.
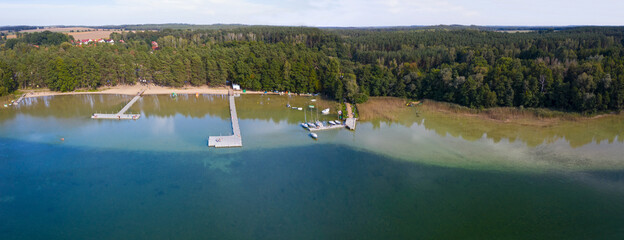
[1,26,624,113]
[0,26,38,32]
[4,31,72,49]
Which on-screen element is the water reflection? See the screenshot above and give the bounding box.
[3,94,623,151]
[1,94,623,171]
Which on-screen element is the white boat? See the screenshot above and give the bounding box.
[311,99,317,102]
[292,107,297,109]
[321,108,330,115]
[308,122,316,128]
[329,120,336,125]
[301,123,308,128]
[309,133,318,139]
[316,121,323,127]
[297,107,303,110]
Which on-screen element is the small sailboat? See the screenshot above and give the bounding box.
[308,122,316,128]
[311,99,317,102]
[321,108,330,115]
[329,120,336,125]
[297,107,303,110]
[315,108,322,127]
[301,108,309,128]
[309,133,318,139]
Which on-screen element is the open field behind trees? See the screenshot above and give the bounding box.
[19,27,97,33]
[4,27,122,40]
[69,30,121,40]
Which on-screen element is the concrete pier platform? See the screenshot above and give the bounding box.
[345,118,357,130]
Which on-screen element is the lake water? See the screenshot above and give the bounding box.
[1,94,623,239]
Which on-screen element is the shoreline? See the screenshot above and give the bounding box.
[7,86,622,125]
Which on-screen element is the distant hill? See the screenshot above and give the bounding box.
[95,23,248,31]
[320,25,572,31]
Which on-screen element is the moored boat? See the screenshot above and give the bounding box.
[315,121,323,127]
[309,133,318,139]
[321,108,330,115]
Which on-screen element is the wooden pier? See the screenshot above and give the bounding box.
[91,90,145,120]
[14,93,27,105]
[208,89,242,148]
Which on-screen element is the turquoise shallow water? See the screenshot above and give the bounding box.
[1,95,624,239]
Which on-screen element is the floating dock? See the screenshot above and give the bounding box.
[208,89,242,148]
[91,90,144,120]
[308,123,346,132]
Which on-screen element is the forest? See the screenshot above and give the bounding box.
[1,26,624,113]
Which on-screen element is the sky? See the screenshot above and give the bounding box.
[1,0,623,27]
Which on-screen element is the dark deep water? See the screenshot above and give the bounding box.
[2,140,624,239]
[1,95,624,239]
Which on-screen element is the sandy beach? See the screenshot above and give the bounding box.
[21,84,239,98]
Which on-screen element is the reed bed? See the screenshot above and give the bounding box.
[357,97,618,127]
[419,99,586,121]
[358,97,410,121]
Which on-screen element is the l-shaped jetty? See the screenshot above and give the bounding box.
[208,89,242,148]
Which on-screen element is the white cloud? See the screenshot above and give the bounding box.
[0,0,622,26]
